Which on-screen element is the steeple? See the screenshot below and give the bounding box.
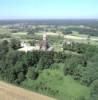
[43,32,47,41]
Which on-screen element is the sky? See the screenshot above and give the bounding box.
[0,0,98,19]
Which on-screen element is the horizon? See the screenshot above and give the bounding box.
[0,0,98,20]
[0,18,98,21]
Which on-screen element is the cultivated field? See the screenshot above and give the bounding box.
[0,81,55,100]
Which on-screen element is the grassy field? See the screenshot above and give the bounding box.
[11,32,27,36]
[0,27,11,34]
[64,33,98,45]
[35,32,61,36]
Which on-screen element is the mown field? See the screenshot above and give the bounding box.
[0,81,55,100]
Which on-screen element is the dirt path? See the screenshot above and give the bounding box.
[0,81,55,100]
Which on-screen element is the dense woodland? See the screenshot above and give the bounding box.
[0,38,98,100]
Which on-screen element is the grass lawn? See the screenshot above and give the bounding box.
[11,32,27,36]
[0,28,11,34]
[64,34,98,46]
[53,44,63,52]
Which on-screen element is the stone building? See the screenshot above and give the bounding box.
[18,33,53,52]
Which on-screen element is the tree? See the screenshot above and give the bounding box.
[3,68,16,83]
[17,72,25,84]
[26,67,39,80]
[64,56,80,75]
[80,61,98,86]
[27,29,35,35]
[37,52,54,69]
[5,50,21,66]
[90,80,98,100]
[10,38,21,50]
[0,40,9,59]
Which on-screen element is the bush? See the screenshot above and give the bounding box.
[90,80,98,100]
[17,72,25,84]
[26,67,39,80]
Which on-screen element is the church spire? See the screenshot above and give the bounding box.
[43,28,47,41]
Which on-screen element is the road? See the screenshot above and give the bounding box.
[0,81,55,100]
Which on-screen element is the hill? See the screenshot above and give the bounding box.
[0,81,55,100]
